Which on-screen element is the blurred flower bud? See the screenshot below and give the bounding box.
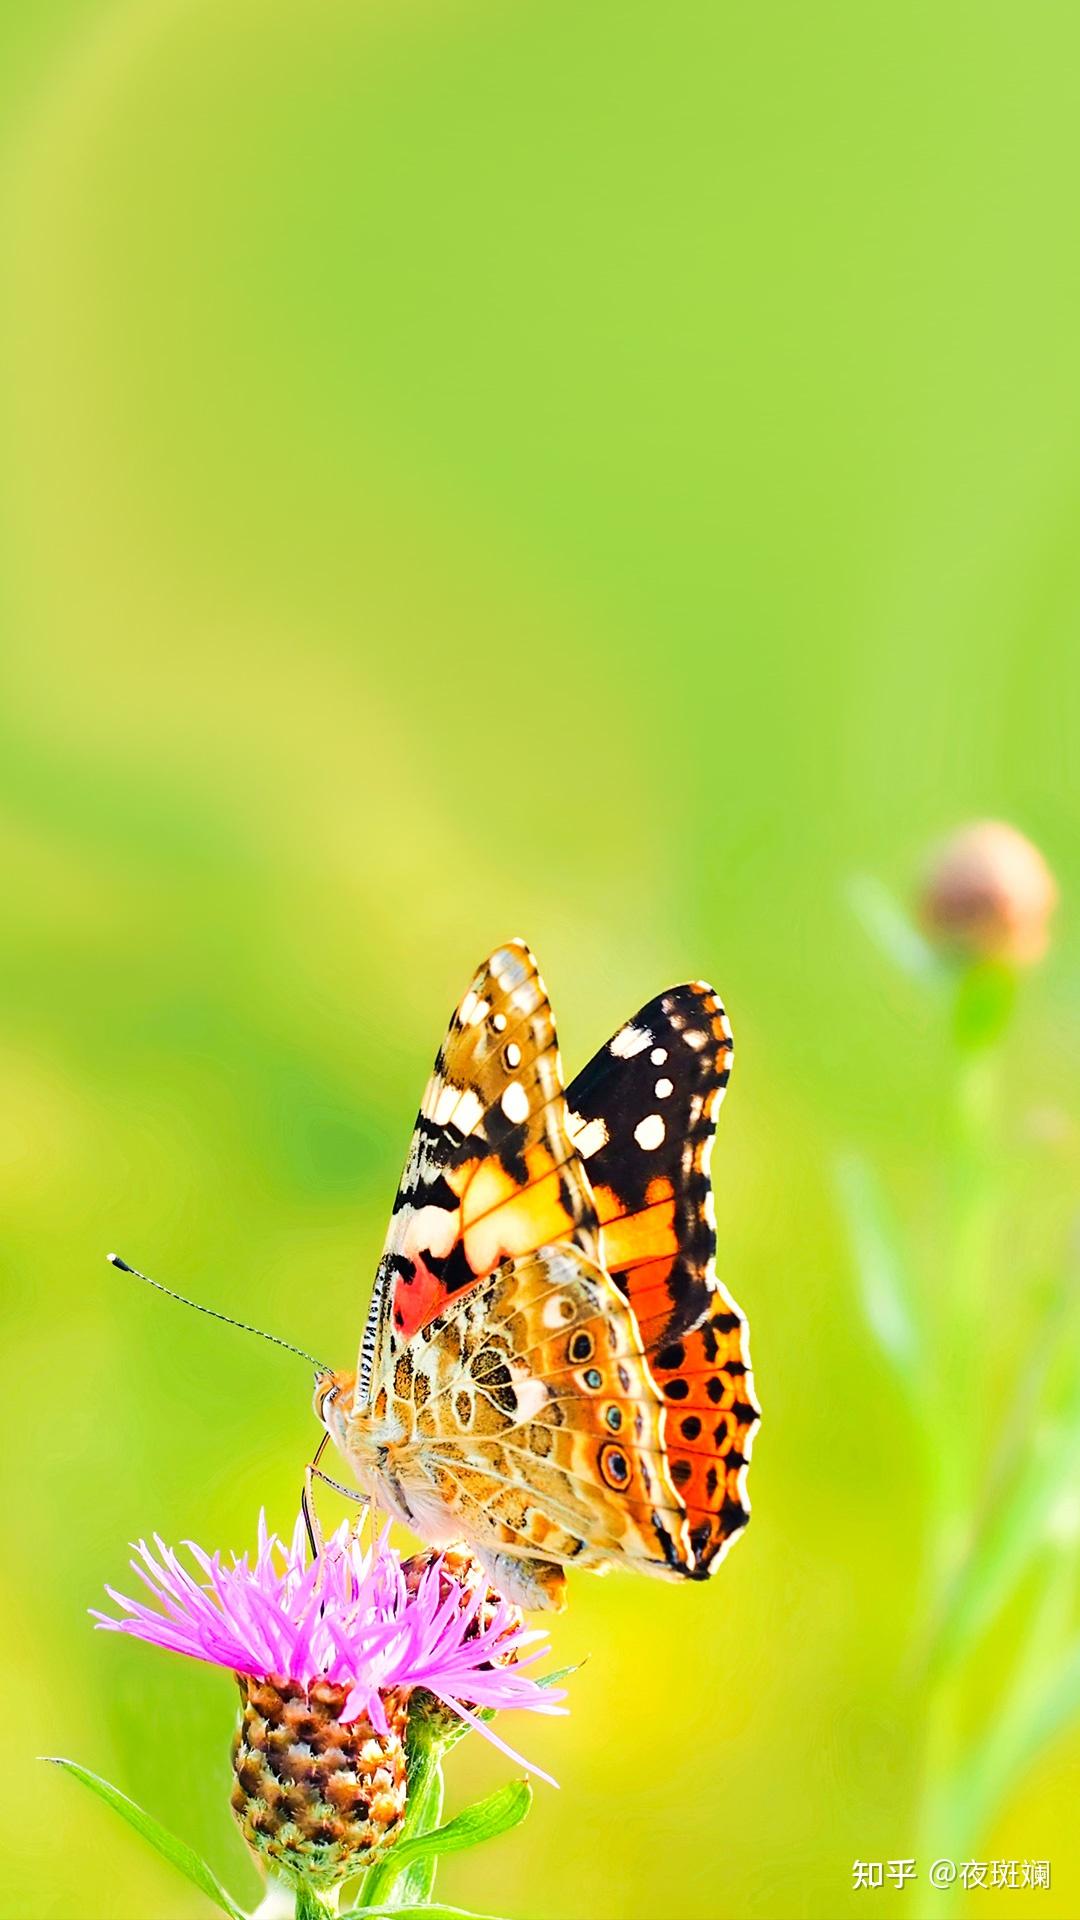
[920,821,1058,966]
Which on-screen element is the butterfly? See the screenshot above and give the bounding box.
[316,941,759,1610]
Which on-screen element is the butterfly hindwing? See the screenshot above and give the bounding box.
[358,942,598,1395]
[566,983,759,1571]
[356,1244,693,1593]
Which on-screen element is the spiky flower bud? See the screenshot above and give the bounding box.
[920,820,1058,966]
[401,1547,525,1653]
[400,1548,526,1743]
[231,1675,407,1887]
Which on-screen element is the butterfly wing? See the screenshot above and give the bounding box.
[346,952,756,1598]
[357,941,598,1400]
[355,1243,693,1599]
[565,984,759,1571]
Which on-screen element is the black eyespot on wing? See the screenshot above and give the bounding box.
[599,1443,631,1489]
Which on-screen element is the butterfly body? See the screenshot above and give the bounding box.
[318,942,759,1609]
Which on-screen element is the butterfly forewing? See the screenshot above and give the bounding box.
[358,941,597,1395]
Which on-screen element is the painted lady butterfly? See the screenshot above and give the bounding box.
[316,941,759,1609]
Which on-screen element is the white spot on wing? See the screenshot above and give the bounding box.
[501,1080,530,1125]
[567,1111,609,1157]
[432,1082,459,1126]
[493,1012,507,1031]
[542,1293,572,1328]
[454,1089,484,1135]
[650,1047,668,1065]
[402,1203,459,1260]
[505,1042,522,1069]
[610,1023,652,1059]
[655,1077,673,1098]
[682,1028,708,1050]
[634,1113,665,1150]
[513,1375,549,1420]
[493,948,529,989]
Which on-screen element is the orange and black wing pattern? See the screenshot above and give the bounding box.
[358,941,597,1395]
[566,984,759,1572]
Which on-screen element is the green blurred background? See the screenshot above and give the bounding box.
[3,4,1079,1916]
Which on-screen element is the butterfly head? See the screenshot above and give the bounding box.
[314,1369,355,1448]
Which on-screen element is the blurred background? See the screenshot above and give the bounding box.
[2,4,1079,1917]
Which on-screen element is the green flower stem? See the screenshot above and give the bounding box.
[850,897,1076,1894]
[930,1039,1001,1601]
[916,990,1008,1913]
[294,1882,339,1920]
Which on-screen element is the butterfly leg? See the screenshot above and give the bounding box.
[474,1548,568,1613]
[302,1432,330,1558]
[312,1468,369,1505]
[302,1436,370,1558]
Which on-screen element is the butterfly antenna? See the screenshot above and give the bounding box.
[106,1252,332,1375]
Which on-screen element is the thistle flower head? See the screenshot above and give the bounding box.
[920,820,1058,967]
[96,1511,562,1749]
[96,1514,565,1887]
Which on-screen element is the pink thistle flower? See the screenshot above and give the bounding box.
[96,1510,564,1764]
[95,1513,566,1888]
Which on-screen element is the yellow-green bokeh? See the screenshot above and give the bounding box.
[2,5,1079,1917]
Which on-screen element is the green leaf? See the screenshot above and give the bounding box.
[536,1661,581,1689]
[1007,1629,1080,1776]
[948,1550,1080,1852]
[369,1780,531,1894]
[930,1358,1080,1676]
[355,1677,552,1912]
[350,1906,514,1919]
[43,1757,246,1918]
[835,1154,921,1396]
